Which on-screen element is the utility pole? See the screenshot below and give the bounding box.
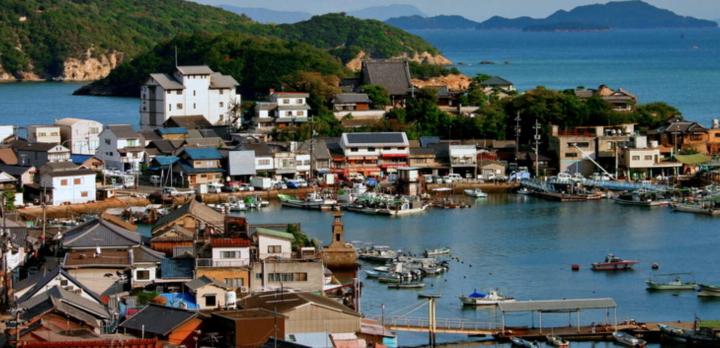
[1,194,7,308]
[533,120,542,178]
[514,111,521,162]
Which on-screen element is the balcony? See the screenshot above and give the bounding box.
[196,258,249,268]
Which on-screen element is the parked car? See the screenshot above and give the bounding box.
[443,173,463,184]
[238,183,254,192]
[162,187,194,196]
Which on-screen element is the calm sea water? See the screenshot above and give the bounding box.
[244,196,720,346]
[413,28,720,126]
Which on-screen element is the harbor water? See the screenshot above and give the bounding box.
[242,195,720,346]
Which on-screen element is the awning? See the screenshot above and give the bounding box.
[498,298,616,313]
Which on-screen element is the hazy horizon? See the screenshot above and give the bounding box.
[196,0,720,22]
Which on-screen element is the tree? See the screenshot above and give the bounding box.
[634,102,681,129]
[360,84,390,110]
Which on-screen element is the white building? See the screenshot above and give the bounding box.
[254,91,310,132]
[0,125,14,142]
[38,162,96,206]
[27,125,61,144]
[55,118,103,155]
[256,228,293,260]
[96,125,144,172]
[140,65,240,129]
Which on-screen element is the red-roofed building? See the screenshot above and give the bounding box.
[195,236,251,293]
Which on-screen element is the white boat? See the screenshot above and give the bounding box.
[278,192,336,210]
[545,335,569,348]
[510,336,539,347]
[228,201,247,212]
[424,247,451,257]
[460,289,515,306]
[464,188,488,198]
[672,201,720,216]
[612,331,646,347]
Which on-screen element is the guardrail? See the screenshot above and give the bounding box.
[378,316,497,332]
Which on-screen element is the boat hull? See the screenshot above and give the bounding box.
[613,332,647,347]
[672,203,720,216]
[591,261,638,271]
[614,198,670,207]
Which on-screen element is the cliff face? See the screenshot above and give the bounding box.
[412,73,472,91]
[61,50,124,81]
[345,50,452,71]
[0,65,13,81]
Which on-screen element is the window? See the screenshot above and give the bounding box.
[39,132,46,137]
[350,147,358,152]
[193,90,196,96]
[565,153,578,158]
[136,270,150,280]
[368,147,376,152]
[74,178,81,185]
[205,294,216,307]
[193,103,197,109]
[258,159,271,166]
[51,132,59,136]
[219,102,224,108]
[283,99,290,104]
[574,142,590,148]
[297,111,304,116]
[294,273,308,281]
[60,179,68,186]
[644,155,653,160]
[59,279,69,286]
[176,90,182,95]
[296,99,303,104]
[632,155,640,161]
[169,104,172,111]
[177,103,183,110]
[81,192,88,198]
[105,139,111,145]
[219,89,224,95]
[268,245,282,254]
[225,278,244,288]
[221,251,237,258]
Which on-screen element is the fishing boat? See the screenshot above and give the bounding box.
[672,201,720,216]
[418,293,441,299]
[658,323,720,346]
[358,246,398,263]
[509,336,538,348]
[373,266,390,273]
[545,335,569,348]
[591,254,639,271]
[464,188,488,198]
[277,192,336,210]
[364,270,380,278]
[228,200,247,213]
[613,190,670,207]
[697,284,720,297]
[646,273,696,291]
[460,289,515,306]
[377,274,402,284]
[612,331,647,347]
[388,282,425,289]
[424,247,451,257]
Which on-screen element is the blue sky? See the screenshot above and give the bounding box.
[197,0,720,21]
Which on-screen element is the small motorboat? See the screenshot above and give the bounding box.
[417,293,441,299]
[373,266,390,273]
[612,331,646,347]
[424,247,451,257]
[697,283,720,297]
[510,336,538,347]
[464,188,488,198]
[545,335,569,348]
[460,289,515,306]
[591,253,639,271]
[388,282,425,289]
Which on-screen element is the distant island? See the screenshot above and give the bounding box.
[220,3,426,24]
[386,0,718,31]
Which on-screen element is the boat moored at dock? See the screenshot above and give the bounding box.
[658,323,720,346]
[509,336,539,347]
[545,335,569,348]
[613,190,670,207]
[464,188,488,198]
[277,192,337,210]
[612,331,647,347]
[460,289,515,306]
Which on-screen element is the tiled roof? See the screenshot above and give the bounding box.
[108,125,139,139]
[63,249,131,267]
[210,73,238,89]
[182,147,222,160]
[481,76,513,87]
[16,266,102,304]
[149,73,184,90]
[18,286,110,325]
[333,93,371,104]
[62,218,141,249]
[157,127,188,135]
[240,291,360,317]
[209,238,252,248]
[165,116,212,129]
[343,132,408,146]
[15,142,59,152]
[176,65,213,75]
[150,155,179,167]
[186,275,228,292]
[153,200,224,233]
[361,59,412,96]
[255,228,294,241]
[119,304,198,336]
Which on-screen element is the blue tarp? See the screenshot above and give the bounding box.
[159,292,198,310]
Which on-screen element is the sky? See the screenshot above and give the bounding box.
[197,0,720,21]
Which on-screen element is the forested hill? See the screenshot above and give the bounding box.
[0,1,444,81]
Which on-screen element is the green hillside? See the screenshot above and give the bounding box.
[0,1,442,80]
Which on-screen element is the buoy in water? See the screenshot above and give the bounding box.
[571,264,580,271]
[652,263,660,270]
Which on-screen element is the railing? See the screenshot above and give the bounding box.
[379,316,496,332]
[196,259,249,267]
[521,178,669,192]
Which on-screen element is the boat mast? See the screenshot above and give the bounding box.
[533,119,542,178]
[514,111,521,162]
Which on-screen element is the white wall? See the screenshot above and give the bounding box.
[42,173,96,206]
[258,235,292,260]
[211,247,250,267]
[28,126,61,144]
[57,119,103,155]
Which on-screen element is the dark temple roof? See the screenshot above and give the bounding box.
[361,59,412,96]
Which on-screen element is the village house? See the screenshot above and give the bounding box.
[10,286,111,345]
[96,124,145,172]
[653,119,709,154]
[239,143,275,176]
[479,76,516,93]
[239,291,362,338]
[172,147,224,188]
[14,266,102,304]
[360,59,412,107]
[255,227,294,260]
[55,117,103,155]
[185,275,231,310]
[15,142,71,167]
[548,125,599,176]
[140,65,240,129]
[575,84,637,112]
[119,304,203,347]
[151,200,225,255]
[331,93,385,126]
[448,144,477,178]
[620,135,681,180]
[336,132,410,178]
[0,164,34,187]
[210,309,288,348]
[254,91,311,132]
[37,161,96,205]
[195,237,252,289]
[27,124,61,144]
[707,119,720,154]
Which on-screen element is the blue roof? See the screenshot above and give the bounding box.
[157,127,188,135]
[177,162,225,174]
[183,148,222,160]
[160,258,194,279]
[152,156,179,167]
[70,154,93,165]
